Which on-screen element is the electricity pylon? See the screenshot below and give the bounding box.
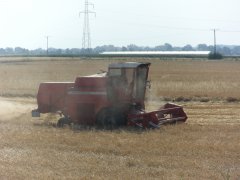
[80,0,96,50]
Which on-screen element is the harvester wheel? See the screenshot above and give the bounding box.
[96,108,115,129]
[57,117,71,127]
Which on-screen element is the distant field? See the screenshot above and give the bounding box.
[0,57,240,101]
[0,57,239,179]
[149,59,240,101]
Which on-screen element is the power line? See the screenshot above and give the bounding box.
[93,14,240,33]
[219,30,240,33]
[79,0,96,50]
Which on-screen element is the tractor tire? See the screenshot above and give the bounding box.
[96,108,115,129]
[57,117,71,127]
[96,108,126,130]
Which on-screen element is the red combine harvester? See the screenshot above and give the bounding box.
[32,62,187,128]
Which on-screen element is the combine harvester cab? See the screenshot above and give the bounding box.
[32,62,187,129]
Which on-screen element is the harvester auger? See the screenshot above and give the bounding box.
[32,62,187,129]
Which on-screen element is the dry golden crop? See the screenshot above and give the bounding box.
[0,57,239,179]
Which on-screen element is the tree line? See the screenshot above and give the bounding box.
[0,43,239,56]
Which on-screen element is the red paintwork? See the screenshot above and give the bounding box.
[36,76,111,125]
[127,103,187,128]
[65,77,110,125]
[37,82,74,113]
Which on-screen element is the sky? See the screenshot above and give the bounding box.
[0,0,239,49]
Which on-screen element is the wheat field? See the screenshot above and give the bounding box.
[0,57,239,179]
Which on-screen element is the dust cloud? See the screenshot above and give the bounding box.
[0,97,34,121]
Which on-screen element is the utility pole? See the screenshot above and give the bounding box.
[80,0,96,51]
[45,36,50,56]
[211,29,219,55]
